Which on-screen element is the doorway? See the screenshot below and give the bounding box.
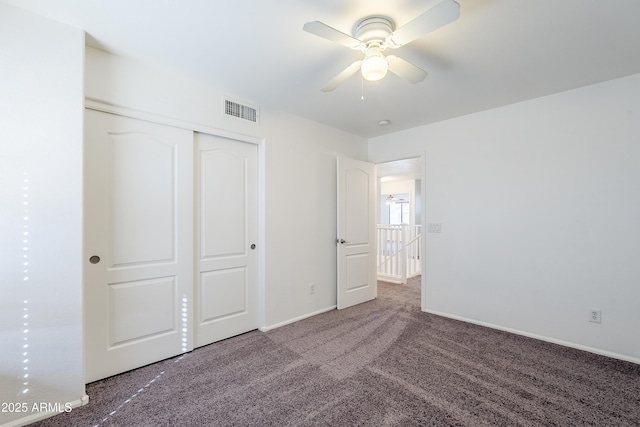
[375,157,423,299]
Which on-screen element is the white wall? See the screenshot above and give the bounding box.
[369,73,640,363]
[0,3,86,426]
[84,48,368,328]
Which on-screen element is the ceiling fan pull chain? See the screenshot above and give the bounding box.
[361,75,364,100]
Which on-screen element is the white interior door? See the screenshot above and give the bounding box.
[194,132,258,347]
[84,109,193,382]
[336,157,377,309]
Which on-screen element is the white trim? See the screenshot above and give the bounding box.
[377,274,404,284]
[259,306,337,332]
[2,395,89,427]
[421,151,428,312]
[257,139,267,331]
[85,97,263,146]
[423,309,640,366]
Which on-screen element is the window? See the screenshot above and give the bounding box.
[383,193,410,225]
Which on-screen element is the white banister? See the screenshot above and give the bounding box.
[376,224,422,284]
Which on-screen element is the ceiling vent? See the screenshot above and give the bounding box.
[223,97,259,124]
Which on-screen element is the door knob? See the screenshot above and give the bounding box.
[336,239,348,244]
[250,244,256,250]
[89,255,101,264]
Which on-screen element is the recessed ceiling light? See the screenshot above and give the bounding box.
[378,119,391,126]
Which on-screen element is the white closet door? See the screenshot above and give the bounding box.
[84,109,193,382]
[194,132,258,347]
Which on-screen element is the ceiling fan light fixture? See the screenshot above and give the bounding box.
[361,45,388,81]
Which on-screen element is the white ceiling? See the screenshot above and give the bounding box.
[6,0,640,138]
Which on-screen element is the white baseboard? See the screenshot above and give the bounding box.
[260,306,337,332]
[423,309,640,366]
[2,394,89,427]
[377,274,404,284]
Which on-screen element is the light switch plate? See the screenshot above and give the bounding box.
[427,223,442,233]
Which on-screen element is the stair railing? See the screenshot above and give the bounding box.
[376,224,422,284]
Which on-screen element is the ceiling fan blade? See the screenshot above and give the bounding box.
[387,56,428,84]
[386,0,460,48]
[303,21,364,49]
[321,60,363,92]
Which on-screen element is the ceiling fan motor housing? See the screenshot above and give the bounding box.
[354,16,394,49]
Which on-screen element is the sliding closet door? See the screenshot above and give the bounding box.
[194,132,258,348]
[84,109,193,382]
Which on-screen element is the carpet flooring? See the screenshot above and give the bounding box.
[32,278,640,426]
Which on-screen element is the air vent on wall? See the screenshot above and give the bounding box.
[223,97,259,124]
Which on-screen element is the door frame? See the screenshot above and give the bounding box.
[374,154,426,310]
[84,98,267,348]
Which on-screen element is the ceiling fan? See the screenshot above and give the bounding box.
[303,0,460,92]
